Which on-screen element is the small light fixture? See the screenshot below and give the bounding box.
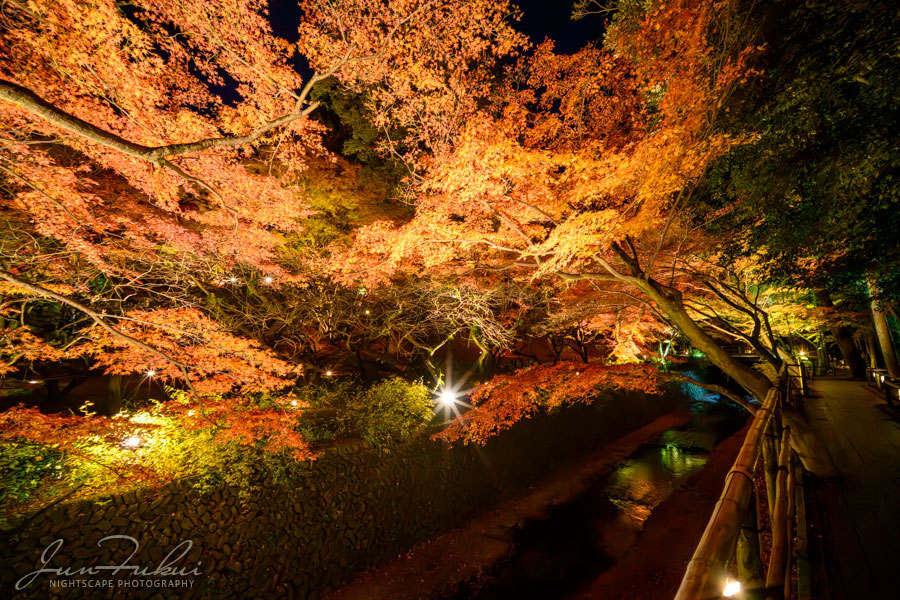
[365,309,370,315]
[28,380,40,384]
[325,370,333,377]
[290,400,298,407]
[799,350,806,357]
[145,369,156,377]
[439,389,456,406]
[228,276,238,284]
[575,371,580,376]
[722,579,741,597]
[121,435,143,449]
[263,276,273,284]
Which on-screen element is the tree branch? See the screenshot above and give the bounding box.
[0,270,215,425]
[0,78,320,164]
[664,372,757,415]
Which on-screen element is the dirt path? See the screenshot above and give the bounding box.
[324,411,692,600]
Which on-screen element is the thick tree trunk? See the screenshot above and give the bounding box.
[863,332,876,368]
[814,288,866,377]
[817,328,830,374]
[641,278,774,401]
[868,279,900,377]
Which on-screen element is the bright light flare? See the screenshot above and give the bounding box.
[722,579,741,597]
[439,389,456,406]
[145,369,156,377]
[121,435,143,449]
[325,370,333,377]
[28,380,40,384]
[290,400,298,407]
[263,276,273,284]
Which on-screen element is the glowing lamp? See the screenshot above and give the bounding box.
[365,309,371,315]
[325,371,333,377]
[290,400,298,407]
[722,579,741,597]
[28,380,40,384]
[121,435,143,449]
[145,369,157,377]
[263,276,273,284]
[799,350,806,357]
[439,389,456,406]
[228,276,238,283]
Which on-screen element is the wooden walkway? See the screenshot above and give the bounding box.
[804,375,900,599]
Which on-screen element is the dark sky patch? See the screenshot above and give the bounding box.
[512,0,606,53]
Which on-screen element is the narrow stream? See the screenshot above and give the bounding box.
[452,397,748,600]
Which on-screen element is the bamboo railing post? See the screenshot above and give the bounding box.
[736,491,766,600]
[765,426,792,599]
[762,420,778,522]
[675,388,779,600]
[795,458,811,600]
[784,452,797,600]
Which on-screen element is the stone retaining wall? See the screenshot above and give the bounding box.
[1,389,680,599]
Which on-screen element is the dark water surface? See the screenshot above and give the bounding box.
[452,399,748,600]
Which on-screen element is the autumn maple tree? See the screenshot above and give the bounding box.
[0,0,863,490]
[334,0,784,409]
[0,0,526,465]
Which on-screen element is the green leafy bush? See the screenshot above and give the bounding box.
[0,442,65,509]
[294,377,433,446]
[340,377,432,445]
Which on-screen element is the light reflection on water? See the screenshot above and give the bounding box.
[453,400,745,600]
[604,444,709,528]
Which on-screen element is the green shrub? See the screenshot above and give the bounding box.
[340,377,432,445]
[0,442,65,510]
[294,377,433,446]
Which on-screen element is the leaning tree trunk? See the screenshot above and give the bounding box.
[814,288,866,377]
[641,277,774,401]
[868,279,900,377]
[640,276,832,473]
[863,332,878,368]
[589,247,828,471]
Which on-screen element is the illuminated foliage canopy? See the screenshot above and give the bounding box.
[0,0,883,487]
[0,0,525,461]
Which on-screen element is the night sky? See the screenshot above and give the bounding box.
[268,1,606,53]
[512,0,605,53]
